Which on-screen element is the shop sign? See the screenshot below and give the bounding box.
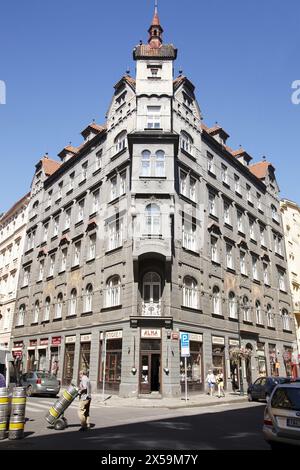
[229,339,239,347]
[13,341,23,348]
[29,340,37,347]
[80,334,91,343]
[141,329,161,339]
[212,336,225,345]
[171,332,179,340]
[104,331,123,340]
[65,336,76,344]
[12,350,22,358]
[190,333,203,343]
[51,337,61,346]
[40,338,48,346]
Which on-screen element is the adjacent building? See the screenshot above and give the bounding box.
[10,6,297,396]
[281,199,300,373]
[0,193,29,382]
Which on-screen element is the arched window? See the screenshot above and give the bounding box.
[213,286,221,315]
[84,284,93,313]
[141,150,151,177]
[69,289,77,316]
[282,309,290,331]
[114,131,127,154]
[267,304,274,328]
[242,296,251,322]
[183,276,197,309]
[143,272,161,315]
[56,293,63,319]
[106,276,121,307]
[255,300,262,325]
[33,300,40,324]
[44,297,51,322]
[145,204,161,236]
[228,292,237,319]
[180,131,193,154]
[155,150,165,177]
[17,304,25,327]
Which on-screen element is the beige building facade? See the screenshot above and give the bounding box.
[281,199,300,370]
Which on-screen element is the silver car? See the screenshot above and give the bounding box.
[263,382,300,449]
[21,371,60,397]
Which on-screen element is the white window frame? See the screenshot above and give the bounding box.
[183,277,198,309]
[106,276,121,307]
[147,106,161,129]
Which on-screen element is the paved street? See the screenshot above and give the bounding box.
[0,398,269,450]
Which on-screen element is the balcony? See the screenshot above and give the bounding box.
[138,301,165,317]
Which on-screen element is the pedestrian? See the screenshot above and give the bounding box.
[216,372,225,398]
[0,372,6,388]
[78,370,92,431]
[206,369,216,396]
[51,360,59,377]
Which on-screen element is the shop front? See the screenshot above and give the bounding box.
[27,339,37,371]
[283,346,293,377]
[212,336,226,388]
[229,339,240,392]
[139,329,161,394]
[38,338,48,371]
[99,330,123,393]
[62,336,76,385]
[257,342,267,377]
[50,336,61,376]
[79,335,91,377]
[268,344,279,377]
[180,333,203,393]
[11,341,24,384]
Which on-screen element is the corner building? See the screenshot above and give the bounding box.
[11,7,297,396]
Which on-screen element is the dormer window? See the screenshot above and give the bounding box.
[180,131,193,155]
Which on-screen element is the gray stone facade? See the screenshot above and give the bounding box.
[10,9,297,396]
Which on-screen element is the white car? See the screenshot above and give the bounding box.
[263,381,300,449]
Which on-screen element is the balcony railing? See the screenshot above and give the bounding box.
[138,301,164,317]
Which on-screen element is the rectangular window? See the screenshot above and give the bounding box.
[249,219,256,241]
[110,176,118,200]
[43,223,49,243]
[147,106,161,129]
[224,201,231,225]
[207,153,215,175]
[81,162,88,181]
[246,184,252,203]
[88,234,96,260]
[240,251,247,275]
[77,200,85,222]
[189,177,196,202]
[38,260,44,282]
[120,172,126,196]
[69,172,75,191]
[263,263,269,285]
[182,218,196,252]
[53,216,59,237]
[208,192,217,216]
[108,218,123,251]
[60,248,67,272]
[257,193,263,212]
[73,242,81,267]
[211,236,219,263]
[226,244,234,270]
[23,267,30,287]
[260,226,266,246]
[180,171,187,197]
[141,152,151,177]
[49,255,55,277]
[234,175,241,194]
[278,270,286,291]
[95,150,102,170]
[221,164,228,184]
[58,182,63,199]
[65,208,71,230]
[92,190,100,214]
[237,210,244,233]
[252,256,259,281]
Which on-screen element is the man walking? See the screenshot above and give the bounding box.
[78,370,91,431]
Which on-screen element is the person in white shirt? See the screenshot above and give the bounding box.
[206,370,216,396]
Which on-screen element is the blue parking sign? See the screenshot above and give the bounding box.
[180,332,190,357]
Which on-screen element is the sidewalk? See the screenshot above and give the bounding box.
[92,392,248,410]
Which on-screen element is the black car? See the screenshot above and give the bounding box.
[247,376,287,402]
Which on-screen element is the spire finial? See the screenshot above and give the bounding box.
[155,0,158,14]
[148,0,163,48]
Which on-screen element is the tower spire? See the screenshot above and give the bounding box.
[148,0,163,48]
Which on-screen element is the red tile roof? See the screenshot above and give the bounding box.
[249,161,272,179]
[0,192,30,225]
[41,157,61,177]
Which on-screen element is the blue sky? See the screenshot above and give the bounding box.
[0,0,299,213]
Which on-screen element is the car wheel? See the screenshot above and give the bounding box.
[247,392,253,402]
[26,385,33,397]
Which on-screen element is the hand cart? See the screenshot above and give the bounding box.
[45,384,79,431]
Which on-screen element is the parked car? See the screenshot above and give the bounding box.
[20,371,60,397]
[263,382,300,449]
[247,376,287,402]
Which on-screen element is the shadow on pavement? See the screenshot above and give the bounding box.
[0,404,268,450]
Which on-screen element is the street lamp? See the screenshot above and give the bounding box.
[237,297,244,396]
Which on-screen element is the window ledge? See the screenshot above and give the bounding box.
[243,321,253,325]
[92,168,102,177]
[253,279,261,285]
[222,181,230,189]
[139,176,167,180]
[182,247,200,256]
[181,148,196,161]
[62,228,70,235]
[212,313,224,319]
[53,317,62,322]
[181,305,201,313]
[105,246,123,255]
[226,268,236,274]
[47,275,54,281]
[30,322,38,326]
[283,329,293,333]
[211,261,221,267]
[79,179,87,187]
[209,214,219,222]
[207,170,217,179]
[224,223,233,230]
[235,191,243,198]
[41,320,50,325]
[25,249,34,256]
[179,194,197,206]
[71,265,80,271]
[81,311,93,317]
[267,326,276,331]
[51,236,58,242]
[256,323,265,328]
[58,270,66,275]
[229,317,238,322]
[66,314,77,319]
[111,147,127,162]
[66,189,74,196]
[75,220,84,228]
[86,257,96,264]
[101,305,122,313]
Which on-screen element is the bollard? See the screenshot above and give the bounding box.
[45,384,79,426]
